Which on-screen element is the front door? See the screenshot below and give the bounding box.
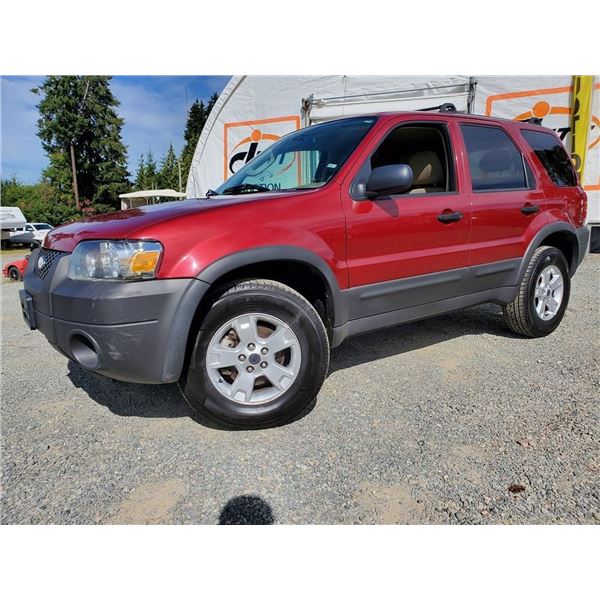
[341,118,472,319]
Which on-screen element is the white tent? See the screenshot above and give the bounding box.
[186,75,599,234]
[119,189,186,210]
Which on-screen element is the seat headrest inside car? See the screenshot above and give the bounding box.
[408,151,443,185]
[479,148,515,173]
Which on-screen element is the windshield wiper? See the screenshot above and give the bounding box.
[205,189,219,198]
[220,183,272,195]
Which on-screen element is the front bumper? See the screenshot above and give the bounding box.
[22,248,208,384]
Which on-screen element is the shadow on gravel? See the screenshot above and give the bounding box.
[67,360,195,419]
[66,303,513,426]
[329,302,518,374]
[218,495,274,525]
[67,360,315,429]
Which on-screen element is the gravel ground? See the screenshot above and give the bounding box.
[1,254,599,524]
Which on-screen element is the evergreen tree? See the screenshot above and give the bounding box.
[158,143,180,190]
[207,92,219,114]
[180,99,206,186]
[33,76,130,209]
[179,92,220,187]
[144,151,158,189]
[134,154,146,189]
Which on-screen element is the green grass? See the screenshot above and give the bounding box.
[1,247,30,257]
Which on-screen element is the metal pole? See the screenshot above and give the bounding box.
[70,143,80,209]
[178,159,182,193]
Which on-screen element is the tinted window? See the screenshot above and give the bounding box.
[461,125,526,191]
[524,158,536,189]
[521,130,577,187]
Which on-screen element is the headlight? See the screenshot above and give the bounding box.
[68,240,163,281]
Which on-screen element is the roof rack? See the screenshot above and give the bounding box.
[417,103,458,114]
[522,116,543,125]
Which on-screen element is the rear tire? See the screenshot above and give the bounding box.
[503,246,570,337]
[180,279,330,429]
[8,267,22,282]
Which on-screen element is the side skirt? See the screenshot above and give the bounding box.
[331,286,518,347]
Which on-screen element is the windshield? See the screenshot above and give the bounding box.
[215,116,377,195]
[33,223,52,230]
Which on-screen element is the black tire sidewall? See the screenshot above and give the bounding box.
[526,248,570,335]
[8,267,21,281]
[182,288,328,428]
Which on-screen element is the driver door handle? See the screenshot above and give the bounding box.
[437,210,463,223]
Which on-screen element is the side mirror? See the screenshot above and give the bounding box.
[366,164,413,198]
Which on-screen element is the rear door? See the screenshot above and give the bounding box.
[340,116,472,319]
[459,121,547,274]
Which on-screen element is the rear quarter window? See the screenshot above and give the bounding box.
[521,129,577,187]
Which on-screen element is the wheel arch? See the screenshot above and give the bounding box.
[519,222,579,281]
[195,246,347,327]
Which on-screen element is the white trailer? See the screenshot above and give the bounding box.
[0,206,26,247]
[186,75,599,248]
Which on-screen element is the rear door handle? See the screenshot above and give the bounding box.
[521,204,540,215]
[437,210,463,223]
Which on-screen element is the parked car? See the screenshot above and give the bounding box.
[9,223,53,247]
[3,255,30,281]
[21,107,589,428]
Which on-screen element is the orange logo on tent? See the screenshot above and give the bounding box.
[223,115,301,180]
[512,100,599,151]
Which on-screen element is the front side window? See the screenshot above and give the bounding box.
[369,124,455,194]
[521,129,577,187]
[461,124,527,191]
[215,117,377,195]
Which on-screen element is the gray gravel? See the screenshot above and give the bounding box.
[1,254,599,524]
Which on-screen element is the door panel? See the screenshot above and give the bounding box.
[468,188,547,266]
[345,193,471,287]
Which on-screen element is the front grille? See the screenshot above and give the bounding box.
[34,248,65,279]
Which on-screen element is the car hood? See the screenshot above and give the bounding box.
[44,195,286,252]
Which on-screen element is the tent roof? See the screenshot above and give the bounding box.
[119,189,186,199]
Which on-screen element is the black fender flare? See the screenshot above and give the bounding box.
[195,246,348,326]
[517,222,579,282]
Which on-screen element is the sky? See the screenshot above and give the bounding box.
[0,75,231,184]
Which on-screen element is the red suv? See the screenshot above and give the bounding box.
[21,107,589,428]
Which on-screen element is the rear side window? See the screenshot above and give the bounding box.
[461,124,527,191]
[521,129,577,187]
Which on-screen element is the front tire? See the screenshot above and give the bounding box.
[503,246,570,337]
[180,279,330,429]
